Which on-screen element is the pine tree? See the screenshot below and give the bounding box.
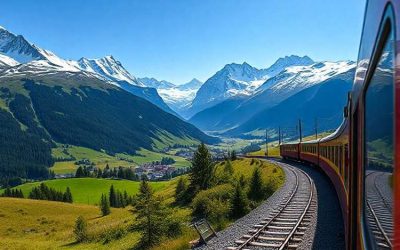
[4,187,11,197]
[248,167,264,201]
[174,177,187,204]
[100,194,110,216]
[238,174,246,188]
[231,183,250,219]
[223,160,234,175]
[63,187,73,203]
[109,185,116,207]
[74,216,88,242]
[123,190,130,206]
[134,179,166,248]
[188,143,214,193]
[230,150,237,161]
[97,168,103,178]
[75,166,84,178]
[18,189,24,198]
[118,192,124,208]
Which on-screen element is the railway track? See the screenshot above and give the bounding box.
[227,164,316,250]
[365,171,393,249]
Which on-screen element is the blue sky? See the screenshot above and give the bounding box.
[1,0,365,83]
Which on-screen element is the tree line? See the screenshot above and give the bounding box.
[1,187,24,198]
[28,183,73,203]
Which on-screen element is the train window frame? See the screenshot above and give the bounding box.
[360,4,396,249]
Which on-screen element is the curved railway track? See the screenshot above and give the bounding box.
[365,171,393,249]
[227,164,316,250]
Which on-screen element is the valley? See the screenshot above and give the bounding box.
[0,24,354,250]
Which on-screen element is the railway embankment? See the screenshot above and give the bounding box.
[196,161,317,250]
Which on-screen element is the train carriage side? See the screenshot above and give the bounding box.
[299,139,320,167]
[280,142,300,160]
[351,1,399,249]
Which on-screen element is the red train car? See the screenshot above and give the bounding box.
[281,1,399,249]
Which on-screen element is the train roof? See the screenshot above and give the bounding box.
[319,119,347,143]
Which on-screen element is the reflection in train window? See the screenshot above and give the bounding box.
[364,28,394,249]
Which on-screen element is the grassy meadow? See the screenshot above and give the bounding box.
[50,145,190,175]
[2,178,173,205]
[0,158,285,250]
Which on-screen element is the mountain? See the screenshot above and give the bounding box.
[0,54,19,69]
[138,77,175,89]
[187,56,315,118]
[138,77,203,116]
[77,56,144,86]
[189,60,355,131]
[75,57,177,115]
[260,55,314,79]
[0,26,177,115]
[0,71,218,180]
[224,70,355,138]
[189,97,246,131]
[0,26,218,180]
[178,78,203,91]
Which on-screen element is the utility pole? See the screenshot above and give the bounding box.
[298,119,302,142]
[315,118,318,140]
[265,129,269,157]
[278,126,281,145]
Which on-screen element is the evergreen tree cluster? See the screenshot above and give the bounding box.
[108,185,133,208]
[75,164,140,181]
[0,92,54,181]
[160,157,176,165]
[1,187,24,198]
[28,183,73,203]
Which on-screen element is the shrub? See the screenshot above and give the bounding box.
[191,184,233,223]
[74,216,88,242]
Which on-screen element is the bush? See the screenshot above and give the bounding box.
[191,184,233,223]
[74,216,88,242]
[101,227,126,244]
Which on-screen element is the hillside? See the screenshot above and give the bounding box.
[0,73,217,180]
[0,197,140,249]
[0,158,284,250]
[225,72,353,138]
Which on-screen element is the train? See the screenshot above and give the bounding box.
[280,1,399,249]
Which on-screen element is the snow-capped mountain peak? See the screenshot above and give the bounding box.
[0,28,45,63]
[261,55,314,79]
[259,60,355,92]
[177,78,203,91]
[138,77,175,89]
[77,55,143,86]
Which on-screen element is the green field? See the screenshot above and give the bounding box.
[1,158,285,250]
[0,197,140,250]
[5,178,173,205]
[50,145,191,174]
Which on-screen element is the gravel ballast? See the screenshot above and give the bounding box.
[284,159,345,250]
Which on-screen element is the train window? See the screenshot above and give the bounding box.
[363,26,394,248]
[344,144,349,187]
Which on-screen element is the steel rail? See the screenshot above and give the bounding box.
[235,166,300,249]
